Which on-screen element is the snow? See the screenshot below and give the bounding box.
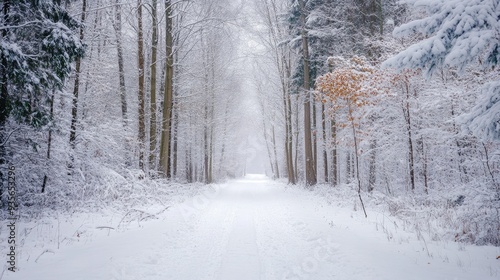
[383,0,500,73]
[3,175,499,280]
[459,80,500,140]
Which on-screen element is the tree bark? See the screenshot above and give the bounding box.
[203,104,210,183]
[272,125,280,178]
[322,103,328,183]
[286,91,295,184]
[294,94,299,179]
[159,0,174,177]
[113,0,127,127]
[172,102,178,177]
[149,0,158,170]
[137,0,146,172]
[331,115,338,186]
[298,0,316,186]
[422,137,429,194]
[403,81,415,192]
[69,0,87,150]
[368,138,376,192]
[313,99,317,180]
[42,91,56,193]
[263,0,295,183]
[261,106,275,177]
[377,0,383,35]
[349,103,367,218]
[346,151,351,183]
[0,1,10,207]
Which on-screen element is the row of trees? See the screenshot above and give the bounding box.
[0,0,497,244]
[0,0,249,209]
[253,0,499,196]
[1,0,498,209]
[253,0,398,186]
[251,0,498,244]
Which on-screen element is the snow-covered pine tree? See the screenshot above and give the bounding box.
[0,0,84,206]
[383,0,500,141]
[0,0,84,128]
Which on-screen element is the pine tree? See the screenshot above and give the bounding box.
[0,0,84,202]
[383,0,500,140]
[0,0,84,128]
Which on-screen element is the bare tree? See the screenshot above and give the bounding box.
[149,0,159,170]
[159,0,174,177]
[137,0,146,172]
[298,0,316,186]
[69,0,87,150]
[112,0,128,127]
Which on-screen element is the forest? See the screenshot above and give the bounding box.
[0,0,499,263]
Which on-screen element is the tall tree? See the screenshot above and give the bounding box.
[112,0,128,126]
[149,0,159,170]
[69,0,87,150]
[137,0,146,172]
[317,56,383,217]
[297,0,316,186]
[0,0,84,195]
[159,0,174,177]
[255,0,296,183]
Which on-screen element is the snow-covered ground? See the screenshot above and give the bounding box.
[2,174,499,280]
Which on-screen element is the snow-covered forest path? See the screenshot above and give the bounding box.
[7,175,498,280]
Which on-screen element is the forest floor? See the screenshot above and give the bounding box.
[2,174,499,280]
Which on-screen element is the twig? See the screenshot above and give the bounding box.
[35,249,55,263]
[155,206,171,215]
[0,128,19,147]
[117,209,151,228]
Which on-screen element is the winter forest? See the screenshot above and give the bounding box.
[0,0,499,279]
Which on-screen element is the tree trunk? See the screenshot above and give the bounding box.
[377,0,383,35]
[346,151,351,183]
[218,101,230,178]
[208,92,214,183]
[262,110,275,177]
[349,104,367,218]
[331,115,338,186]
[368,138,376,192]
[42,91,56,193]
[281,59,294,182]
[113,0,127,127]
[81,3,100,122]
[159,0,174,177]
[0,1,10,207]
[137,0,146,172]
[422,137,429,194]
[322,103,328,183]
[327,63,337,186]
[403,83,416,192]
[172,102,178,177]
[313,99,318,180]
[286,85,295,184]
[69,0,87,150]
[482,143,499,190]
[149,0,158,170]
[203,104,210,183]
[272,125,280,178]
[299,0,316,186]
[294,94,299,179]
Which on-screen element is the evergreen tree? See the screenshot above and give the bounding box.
[0,0,84,128]
[0,0,84,203]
